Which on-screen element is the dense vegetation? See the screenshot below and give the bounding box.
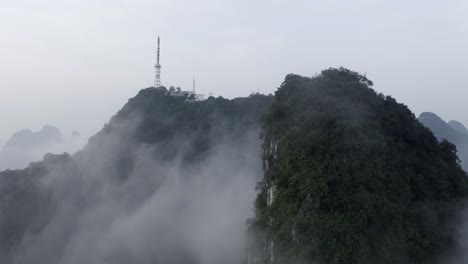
[80,88,273,180]
[253,68,468,264]
[1,70,468,264]
[0,89,273,263]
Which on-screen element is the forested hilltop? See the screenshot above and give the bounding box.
[251,68,468,264]
[0,89,272,264]
[0,68,467,264]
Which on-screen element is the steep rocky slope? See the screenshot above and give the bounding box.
[252,68,468,264]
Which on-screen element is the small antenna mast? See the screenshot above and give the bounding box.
[154,36,162,88]
[193,76,196,94]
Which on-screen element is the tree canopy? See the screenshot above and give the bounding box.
[254,68,468,264]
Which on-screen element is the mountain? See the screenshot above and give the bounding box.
[0,125,64,170]
[418,113,464,143]
[2,125,63,151]
[448,120,468,135]
[0,89,273,264]
[251,68,468,264]
[1,69,467,264]
[418,112,468,170]
[0,125,84,171]
[71,130,81,138]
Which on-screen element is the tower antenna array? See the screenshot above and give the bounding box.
[154,37,162,88]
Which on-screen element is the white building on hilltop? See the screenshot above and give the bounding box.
[167,77,205,101]
[150,37,205,101]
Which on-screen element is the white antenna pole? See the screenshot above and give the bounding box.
[193,76,196,94]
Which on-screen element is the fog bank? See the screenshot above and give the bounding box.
[9,115,262,264]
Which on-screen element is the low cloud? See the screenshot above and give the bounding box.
[9,114,262,264]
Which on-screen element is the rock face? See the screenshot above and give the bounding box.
[252,68,468,264]
[419,112,468,170]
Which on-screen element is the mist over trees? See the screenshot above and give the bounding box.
[0,125,84,171]
[0,89,272,264]
[252,68,468,264]
[0,69,468,264]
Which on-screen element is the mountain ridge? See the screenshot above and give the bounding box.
[419,112,468,170]
[0,88,273,264]
[252,68,468,264]
[0,70,467,264]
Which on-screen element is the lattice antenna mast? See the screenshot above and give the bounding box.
[154,37,162,88]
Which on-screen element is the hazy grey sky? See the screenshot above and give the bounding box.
[0,0,467,145]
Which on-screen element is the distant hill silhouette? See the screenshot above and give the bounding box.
[71,130,81,138]
[0,125,83,170]
[419,112,468,169]
[448,120,468,135]
[2,125,63,151]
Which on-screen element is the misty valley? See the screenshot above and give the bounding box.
[1,68,468,264]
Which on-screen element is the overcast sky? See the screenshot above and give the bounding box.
[0,0,467,146]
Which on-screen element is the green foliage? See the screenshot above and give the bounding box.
[0,90,273,257]
[87,89,273,164]
[0,153,73,260]
[255,67,468,264]
[1,69,467,263]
